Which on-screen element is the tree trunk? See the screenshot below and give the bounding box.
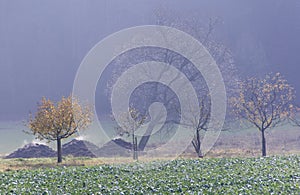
[135,137,138,160]
[261,130,267,157]
[57,138,62,163]
[197,149,203,158]
[198,153,203,158]
[192,142,203,158]
[132,134,135,160]
[192,130,203,158]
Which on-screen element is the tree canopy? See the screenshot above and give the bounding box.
[231,73,295,156]
[28,96,92,162]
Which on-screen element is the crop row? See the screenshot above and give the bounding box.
[1,156,299,194]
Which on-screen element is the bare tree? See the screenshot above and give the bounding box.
[231,73,295,156]
[179,95,211,158]
[116,107,146,160]
[105,8,238,153]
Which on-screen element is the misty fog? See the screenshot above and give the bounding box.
[1,0,299,120]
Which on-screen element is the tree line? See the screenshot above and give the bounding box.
[27,71,298,163]
[26,11,299,162]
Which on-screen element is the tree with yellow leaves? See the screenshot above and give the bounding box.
[231,73,295,156]
[28,96,92,163]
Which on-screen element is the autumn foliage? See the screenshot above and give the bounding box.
[231,73,295,156]
[28,96,92,162]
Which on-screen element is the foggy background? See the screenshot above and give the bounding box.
[1,0,300,121]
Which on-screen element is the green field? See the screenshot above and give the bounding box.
[0,156,299,194]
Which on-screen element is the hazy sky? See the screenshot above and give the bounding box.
[1,0,300,120]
